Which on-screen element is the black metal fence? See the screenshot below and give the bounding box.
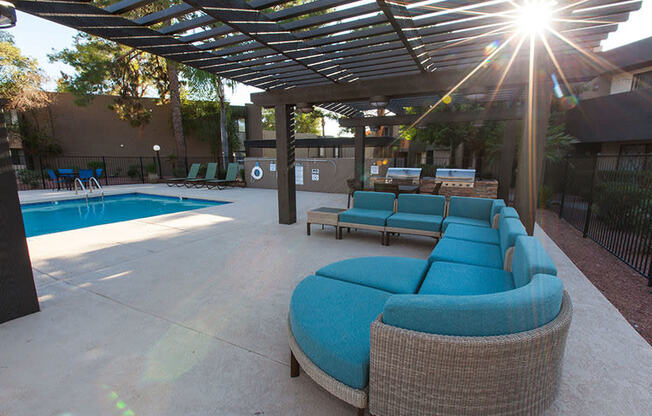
[547,154,651,286]
[14,155,231,191]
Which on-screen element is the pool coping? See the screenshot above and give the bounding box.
[20,192,230,207]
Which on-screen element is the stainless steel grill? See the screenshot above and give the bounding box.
[435,168,475,188]
[385,168,422,186]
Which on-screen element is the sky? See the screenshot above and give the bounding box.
[6,1,652,136]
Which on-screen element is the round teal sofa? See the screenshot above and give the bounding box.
[288,235,572,416]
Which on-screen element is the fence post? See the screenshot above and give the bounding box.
[102,156,108,185]
[559,157,569,219]
[139,157,145,184]
[583,153,599,237]
[39,156,46,189]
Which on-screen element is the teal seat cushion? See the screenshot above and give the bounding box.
[512,236,558,288]
[490,199,507,221]
[442,216,491,232]
[443,223,500,245]
[339,208,393,226]
[289,275,391,389]
[397,194,445,215]
[500,206,519,220]
[429,238,503,269]
[386,212,443,232]
[316,256,429,294]
[420,261,515,295]
[383,274,564,336]
[448,196,494,222]
[352,191,395,211]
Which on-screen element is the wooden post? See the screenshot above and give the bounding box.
[275,104,296,224]
[515,39,552,235]
[498,119,518,202]
[354,126,364,190]
[245,104,263,158]
[0,101,40,324]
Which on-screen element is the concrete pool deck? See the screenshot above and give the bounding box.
[2,185,651,415]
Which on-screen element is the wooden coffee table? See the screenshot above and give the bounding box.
[307,207,346,239]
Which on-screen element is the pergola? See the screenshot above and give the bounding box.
[0,0,641,322]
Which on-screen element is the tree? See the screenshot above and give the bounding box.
[49,33,169,127]
[260,107,327,135]
[0,32,49,111]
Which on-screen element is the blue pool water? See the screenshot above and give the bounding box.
[21,193,228,237]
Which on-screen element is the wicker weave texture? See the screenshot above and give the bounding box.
[287,318,368,410]
[369,292,572,416]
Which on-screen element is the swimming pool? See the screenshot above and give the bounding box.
[21,193,229,237]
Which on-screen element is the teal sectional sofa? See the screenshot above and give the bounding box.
[289,215,572,415]
[441,195,506,232]
[429,213,527,270]
[337,192,511,246]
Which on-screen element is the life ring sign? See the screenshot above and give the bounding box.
[251,162,264,180]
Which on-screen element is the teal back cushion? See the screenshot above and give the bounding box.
[490,199,506,220]
[398,194,445,216]
[383,274,564,336]
[354,191,395,211]
[498,217,527,261]
[500,206,519,220]
[512,236,558,288]
[448,196,494,222]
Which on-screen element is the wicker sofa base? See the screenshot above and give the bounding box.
[369,292,573,416]
[287,318,368,412]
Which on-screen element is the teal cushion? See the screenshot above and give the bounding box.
[339,208,394,226]
[442,216,491,232]
[316,256,429,294]
[383,274,564,336]
[429,238,503,269]
[512,236,558,288]
[289,275,391,389]
[490,199,506,220]
[500,206,519,220]
[443,223,500,245]
[397,194,445,216]
[420,261,515,295]
[353,191,395,211]
[386,212,443,232]
[498,217,527,258]
[448,196,494,222]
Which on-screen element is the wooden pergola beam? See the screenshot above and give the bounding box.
[339,107,523,127]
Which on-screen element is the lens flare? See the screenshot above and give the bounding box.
[516,1,553,34]
[560,95,578,110]
[484,40,500,55]
[442,95,452,104]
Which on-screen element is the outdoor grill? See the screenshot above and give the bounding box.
[385,168,422,186]
[435,168,476,188]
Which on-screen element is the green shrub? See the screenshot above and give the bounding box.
[17,169,41,188]
[145,163,157,174]
[126,165,140,179]
[593,181,652,231]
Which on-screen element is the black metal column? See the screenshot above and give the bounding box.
[0,101,39,324]
[275,104,296,224]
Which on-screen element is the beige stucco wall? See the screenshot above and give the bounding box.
[27,92,214,157]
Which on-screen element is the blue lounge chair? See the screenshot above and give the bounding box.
[47,169,64,190]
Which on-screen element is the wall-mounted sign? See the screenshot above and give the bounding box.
[270,163,276,172]
[295,164,304,185]
[311,168,319,181]
[370,165,379,175]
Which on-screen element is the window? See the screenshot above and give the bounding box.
[632,70,652,91]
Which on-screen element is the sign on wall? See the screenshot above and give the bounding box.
[270,163,276,172]
[311,168,319,181]
[371,165,379,175]
[295,164,304,185]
